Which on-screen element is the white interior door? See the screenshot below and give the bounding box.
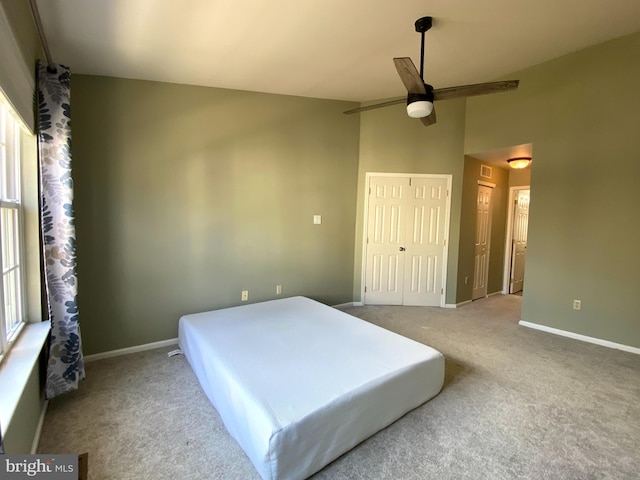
[365,175,449,306]
[472,184,493,300]
[403,178,448,306]
[365,177,407,305]
[510,189,530,293]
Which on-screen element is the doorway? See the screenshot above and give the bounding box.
[362,173,452,307]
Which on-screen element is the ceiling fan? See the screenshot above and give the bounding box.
[344,16,519,126]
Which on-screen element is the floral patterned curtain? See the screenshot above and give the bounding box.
[37,61,85,398]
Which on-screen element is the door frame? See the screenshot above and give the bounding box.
[502,185,531,294]
[361,172,453,307]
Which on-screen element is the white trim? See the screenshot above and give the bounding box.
[332,301,363,309]
[365,172,453,180]
[362,172,452,308]
[477,180,496,188]
[502,185,531,294]
[457,300,473,308]
[360,176,370,305]
[84,338,179,363]
[519,321,640,355]
[30,399,48,454]
[0,3,36,132]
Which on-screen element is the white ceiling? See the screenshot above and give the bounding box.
[35,0,640,104]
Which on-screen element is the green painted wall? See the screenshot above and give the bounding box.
[456,156,509,303]
[508,167,531,187]
[353,98,467,304]
[465,32,640,348]
[72,75,361,355]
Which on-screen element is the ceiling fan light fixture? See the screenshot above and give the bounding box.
[407,100,433,118]
[406,88,434,118]
[507,157,532,169]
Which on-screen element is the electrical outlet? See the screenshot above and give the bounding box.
[276,285,282,295]
[313,215,322,225]
[241,290,249,301]
[572,299,581,310]
[465,276,469,285]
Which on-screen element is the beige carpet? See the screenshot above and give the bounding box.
[38,295,640,479]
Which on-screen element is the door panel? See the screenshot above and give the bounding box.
[365,177,408,305]
[403,177,448,306]
[409,255,422,292]
[510,189,530,293]
[472,185,492,300]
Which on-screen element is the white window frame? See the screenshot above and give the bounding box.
[0,94,27,364]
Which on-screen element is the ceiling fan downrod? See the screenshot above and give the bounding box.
[414,16,432,81]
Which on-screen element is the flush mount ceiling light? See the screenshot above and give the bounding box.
[507,157,532,169]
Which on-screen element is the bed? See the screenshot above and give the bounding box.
[178,296,444,480]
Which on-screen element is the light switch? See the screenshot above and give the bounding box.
[313,215,322,225]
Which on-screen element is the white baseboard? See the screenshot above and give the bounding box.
[333,301,363,308]
[84,338,179,363]
[445,299,473,309]
[519,321,640,355]
[446,292,505,309]
[31,399,48,454]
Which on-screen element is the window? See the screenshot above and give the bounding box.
[0,94,26,362]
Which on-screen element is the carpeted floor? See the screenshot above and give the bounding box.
[37,295,640,479]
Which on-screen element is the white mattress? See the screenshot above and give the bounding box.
[178,296,444,480]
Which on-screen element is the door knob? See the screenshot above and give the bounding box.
[399,247,406,251]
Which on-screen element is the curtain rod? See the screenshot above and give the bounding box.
[28,0,56,72]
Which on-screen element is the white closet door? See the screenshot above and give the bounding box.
[402,177,448,306]
[365,175,449,306]
[472,185,493,300]
[365,177,408,305]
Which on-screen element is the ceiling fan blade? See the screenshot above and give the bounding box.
[344,80,518,116]
[433,80,519,101]
[343,97,405,115]
[420,109,436,127]
[393,57,426,94]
